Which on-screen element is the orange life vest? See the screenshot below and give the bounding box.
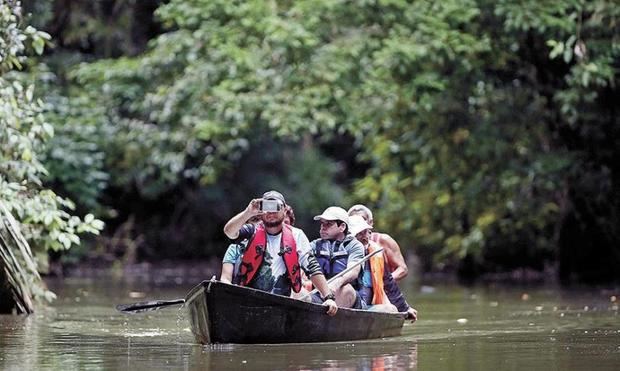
[238,223,302,293]
[371,231,397,275]
[368,241,387,305]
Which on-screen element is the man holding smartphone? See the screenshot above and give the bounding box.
[223,190,338,316]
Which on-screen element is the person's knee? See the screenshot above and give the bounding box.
[341,284,356,301]
[383,304,398,313]
[369,304,398,313]
[291,288,311,301]
[335,284,356,307]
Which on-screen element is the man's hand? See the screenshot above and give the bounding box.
[407,307,418,322]
[322,299,338,316]
[246,198,263,216]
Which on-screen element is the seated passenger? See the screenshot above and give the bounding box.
[220,215,261,284]
[348,204,409,282]
[349,215,417,320]
[309,207,365,308]
[283,205,296,226]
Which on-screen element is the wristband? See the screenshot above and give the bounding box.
[322,292,336,302]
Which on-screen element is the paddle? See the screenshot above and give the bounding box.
[116,298,186,314]
[300,247,384,301]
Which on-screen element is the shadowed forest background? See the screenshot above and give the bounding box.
[2,0,619,296]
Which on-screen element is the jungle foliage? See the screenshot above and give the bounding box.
[11,0,620,282]
[1,1,104,310]
[1,1,103,257]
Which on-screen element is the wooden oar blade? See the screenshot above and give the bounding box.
[116,299,185,314]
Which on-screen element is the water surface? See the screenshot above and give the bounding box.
[1,274,618,370]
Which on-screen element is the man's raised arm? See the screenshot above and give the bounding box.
[224,199,261,239]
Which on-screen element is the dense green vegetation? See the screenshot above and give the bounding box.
[3,0,619,283]
[1,1,104,310]
[1,1,103,262]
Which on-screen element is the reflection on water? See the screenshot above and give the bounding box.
[192,342,417,371]
[0,275,618,370]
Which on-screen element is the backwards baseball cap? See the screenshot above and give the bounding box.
[313,206,349,225]
[262,190,286,204]
[348,215,373,236]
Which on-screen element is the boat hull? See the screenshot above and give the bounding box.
[185,280,406,344]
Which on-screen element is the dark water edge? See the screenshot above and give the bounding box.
[1,265,619,370]
[61,257,555,286]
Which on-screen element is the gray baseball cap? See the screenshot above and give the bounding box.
[262,190,286,204]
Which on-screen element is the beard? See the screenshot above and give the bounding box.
[263,215,285,228]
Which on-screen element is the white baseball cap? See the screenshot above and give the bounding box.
[348,215,372,236]
[313,206,349,225]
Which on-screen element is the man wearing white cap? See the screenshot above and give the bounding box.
[349,215,418,320]
[223,191,338,316]
[309,206,365,308]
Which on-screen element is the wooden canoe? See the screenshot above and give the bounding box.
[184,280,406,344]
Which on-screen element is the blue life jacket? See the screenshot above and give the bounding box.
[313,236,356,279]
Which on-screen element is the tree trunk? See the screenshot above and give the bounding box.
[0,202,40,314]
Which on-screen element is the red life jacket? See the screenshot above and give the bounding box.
[238,223,302,293]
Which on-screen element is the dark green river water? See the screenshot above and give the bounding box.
[1,273,618,370]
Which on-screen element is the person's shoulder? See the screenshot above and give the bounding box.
[290,226,312,244]
[308,237,324,246]
[346,236,364,250]
[369,240,382,250]
[290,226,309,238]
[376,232,398,245]
[290,225,305,234]
[223,242,243,262]
[239,223,256,237]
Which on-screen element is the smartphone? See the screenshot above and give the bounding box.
[261,199,281,212]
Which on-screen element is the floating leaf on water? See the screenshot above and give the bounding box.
[535,306,543,311]
[129,291,146,299]
[457,318,468,324]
